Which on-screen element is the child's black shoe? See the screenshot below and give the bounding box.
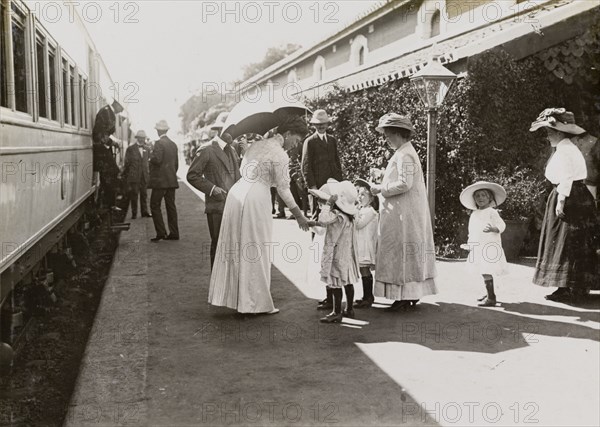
[342,308,355,319]
[320,312,342,323]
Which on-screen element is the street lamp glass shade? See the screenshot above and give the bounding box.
[410,58,457,109]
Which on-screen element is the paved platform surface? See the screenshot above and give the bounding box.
[65,173,600,427]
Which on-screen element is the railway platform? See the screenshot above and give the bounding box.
[64,173,600,427]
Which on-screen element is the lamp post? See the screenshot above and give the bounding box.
[410,55,457,230]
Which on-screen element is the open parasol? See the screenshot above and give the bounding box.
[222,96,312,140]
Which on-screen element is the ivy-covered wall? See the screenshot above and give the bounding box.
[306,42,599,253]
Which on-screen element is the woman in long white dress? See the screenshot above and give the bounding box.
[208,117,311,314]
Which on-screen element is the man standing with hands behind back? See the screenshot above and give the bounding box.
[302,109,343,194]
[187,131,241,269]
[148,120,180,242]
[301,109,344,310]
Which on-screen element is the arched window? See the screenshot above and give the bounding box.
[350,34,369,67]
[431,10,441,37]
[313,56,326,81]
[287,69,298,83]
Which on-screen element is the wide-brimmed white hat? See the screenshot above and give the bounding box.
[135,130,147,139]
[309,109,330,124]
[354,178,374,189]
[154,120,170,131]
[529,108,586,135]
[308,179,358,216]
[460,181,506,211]
[375,113,415,133]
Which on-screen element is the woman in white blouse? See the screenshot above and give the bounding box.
[529,108,599,302]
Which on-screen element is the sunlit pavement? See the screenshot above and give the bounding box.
[65,168,599,427]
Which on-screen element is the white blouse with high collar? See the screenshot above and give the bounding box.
[545,138,587,198]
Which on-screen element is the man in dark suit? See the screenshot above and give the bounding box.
[302,109,343,191]
[148,120,179,242]
[301,109,344,310]
[122,130,151,219]
[92,99,124,210]
[187,131,241,268]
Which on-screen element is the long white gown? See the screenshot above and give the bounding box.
[208,135,298,313]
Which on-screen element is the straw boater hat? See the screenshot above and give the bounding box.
[309,109,331,124]
[460,181,507,211]
[375,113,415,133]
[529,108,586,135]
[211,112,229,130]
[154,120,170,131]
[308,179,358,216]
[135,130,147,139]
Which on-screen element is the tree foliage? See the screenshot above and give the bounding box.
[240,43,301,82]
[180,43,302,133]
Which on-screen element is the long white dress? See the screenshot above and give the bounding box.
[208,135,298,313]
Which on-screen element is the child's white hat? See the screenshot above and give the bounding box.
[460,181,506,210]
[308,178,358,216]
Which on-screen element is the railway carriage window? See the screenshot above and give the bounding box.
[11,5,28,113]
[1,3,8,108]
[48,47,57,120]
[36,34,47,118]
[80,75,87,128]
[70,65,76,126]
[62,59,69,124]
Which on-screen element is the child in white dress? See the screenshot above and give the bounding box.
[353,179,379,308]
[308,179,360,323]
[460,181,508,307]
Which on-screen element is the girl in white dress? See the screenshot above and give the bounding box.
[308,180,360,323]
[353,180,379,308]
[460,181,508,307]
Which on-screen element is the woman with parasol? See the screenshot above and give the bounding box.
[208,110,311,315]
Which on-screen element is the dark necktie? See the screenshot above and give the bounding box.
[224,145,236,171]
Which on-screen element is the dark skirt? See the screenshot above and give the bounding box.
[533,181,599,289]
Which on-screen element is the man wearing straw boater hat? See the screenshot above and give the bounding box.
[122,130,151,219]
[301,109,344,310]
[148,120,180,242]
[187,116,241,268]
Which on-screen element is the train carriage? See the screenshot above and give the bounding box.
[0,0,129,352]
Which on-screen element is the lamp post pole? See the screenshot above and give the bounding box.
[426,107,438,230]
[410,55,457,232]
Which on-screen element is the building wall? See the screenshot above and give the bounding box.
[368,2,421,51]
[243,0,546,96]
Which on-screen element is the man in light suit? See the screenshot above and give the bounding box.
[122,130,151,219]
[301,109,344,310]
[148,120,179,242]
[187,131,241,268]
